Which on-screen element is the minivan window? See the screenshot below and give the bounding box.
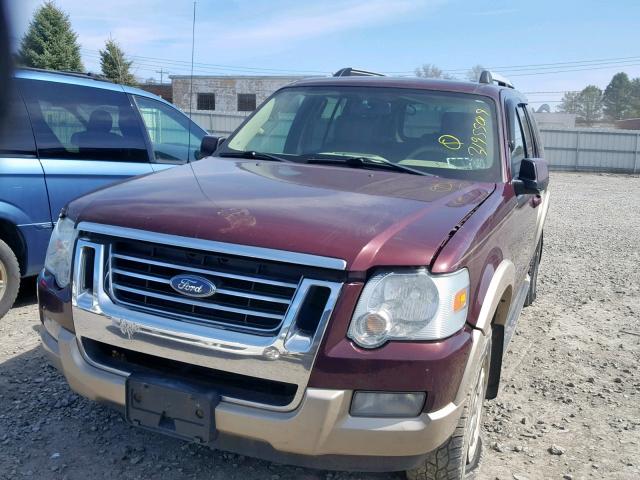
[0,89,35,155]
[223,87,501,182]
[134,95,205,163]
[19,79,148,162]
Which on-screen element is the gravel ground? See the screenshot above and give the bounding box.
[1,172,639,480]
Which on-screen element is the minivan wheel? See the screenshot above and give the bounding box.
[0,238,20,318]
[406,336,491,480]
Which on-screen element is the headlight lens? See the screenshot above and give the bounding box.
[347,268,470,348]
[44,217,77,288]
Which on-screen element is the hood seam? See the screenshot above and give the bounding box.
[428,183,497,271]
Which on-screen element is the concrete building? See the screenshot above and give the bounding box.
[170,75,307,115]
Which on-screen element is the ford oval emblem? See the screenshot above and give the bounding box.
[169,274,217,298]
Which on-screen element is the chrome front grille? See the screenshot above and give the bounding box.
[72,222,345,411]
[106,239,307,334]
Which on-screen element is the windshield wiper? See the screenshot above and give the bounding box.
[301,154,425,176]
[218,150,289,162]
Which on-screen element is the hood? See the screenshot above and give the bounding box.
[71,158,495,271]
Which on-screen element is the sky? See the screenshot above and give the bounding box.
[8,0,640,108]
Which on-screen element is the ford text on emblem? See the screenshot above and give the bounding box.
[169,274,217,298]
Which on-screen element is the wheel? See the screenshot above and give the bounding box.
[0,238,21,318]
[406,336,491,480]
[524,233,543,307]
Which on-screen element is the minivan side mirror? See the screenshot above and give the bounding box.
[513,158,549,195]
[199,135,225,158]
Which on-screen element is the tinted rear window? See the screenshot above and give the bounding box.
[19,78,148,162]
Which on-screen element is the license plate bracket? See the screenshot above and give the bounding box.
[125,373,220,444]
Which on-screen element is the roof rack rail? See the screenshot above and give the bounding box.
[18,66,112,83]
[478,70,514,89]
[333,67,385,77]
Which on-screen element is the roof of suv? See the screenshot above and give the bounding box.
[289,75,522,101]
[13,68,525,104]
[14,67,167,103]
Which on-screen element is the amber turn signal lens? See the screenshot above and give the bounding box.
[364,311,390,335]
[453,288,468,312]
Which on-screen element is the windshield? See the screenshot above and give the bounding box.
[222,86,501,182]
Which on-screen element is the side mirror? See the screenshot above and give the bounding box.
[199,135,225,158]
[513,158,549,195]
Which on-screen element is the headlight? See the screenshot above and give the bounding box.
[44,217,78,288]
[347,268,469,348]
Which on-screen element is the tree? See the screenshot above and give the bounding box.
[467,64,485,82]
[630,78,640,118]
[415,64,455,80]
[557,91,581,114]
[100,38,136,85]
[576,85,603,126]
[18,1,83,71]
[603,72,632,120]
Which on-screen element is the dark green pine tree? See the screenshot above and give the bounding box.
[630,77,640,118]
[557,91,581,114]
[99,38,137,86]
[18,1,84,71]
[576,85,603,126]
[603,72,632,120]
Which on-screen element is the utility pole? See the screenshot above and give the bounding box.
[155,68,168,84]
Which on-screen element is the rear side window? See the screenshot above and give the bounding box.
[19,78,148,162]
[0,88,36,155]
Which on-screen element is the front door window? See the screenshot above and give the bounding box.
[134,96,206,163]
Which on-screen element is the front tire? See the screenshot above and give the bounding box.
[0,238,21,318]
[406,336,491,480]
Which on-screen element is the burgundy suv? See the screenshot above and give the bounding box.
[38,69,549,480]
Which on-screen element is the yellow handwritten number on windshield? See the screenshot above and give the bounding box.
[438,134,463,150]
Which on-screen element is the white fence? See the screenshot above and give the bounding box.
[190,111,250,136]
[540,128,640,174]
[190,113,640,174]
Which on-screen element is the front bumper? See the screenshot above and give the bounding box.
[41,326,465,471]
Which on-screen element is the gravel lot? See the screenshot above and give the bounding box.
[1,172,638,480]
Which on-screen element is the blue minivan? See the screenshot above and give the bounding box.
[0,68,207,316]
